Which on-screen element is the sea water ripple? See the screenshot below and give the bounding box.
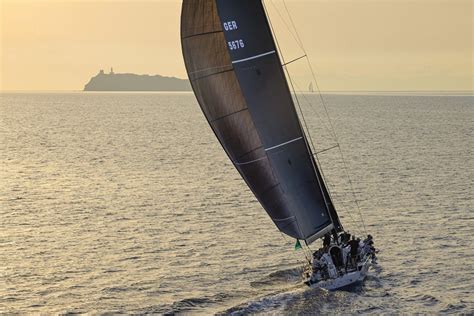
[0,92,473,314]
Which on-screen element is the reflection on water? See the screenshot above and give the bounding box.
[1,92,472,313]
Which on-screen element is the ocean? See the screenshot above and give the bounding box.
[1,92,472,314]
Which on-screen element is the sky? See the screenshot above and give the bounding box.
[1,0,472,91]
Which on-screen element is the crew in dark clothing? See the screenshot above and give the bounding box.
[329,246,343,269]
[323,233,331,248]
[340,231,351,245]
[332,230,339,245]
[348,236,359,267]
[363,234,377,262]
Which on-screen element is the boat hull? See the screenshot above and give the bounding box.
[307,257,371,291]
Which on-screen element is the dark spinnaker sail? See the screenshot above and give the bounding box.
[181,0,341,243]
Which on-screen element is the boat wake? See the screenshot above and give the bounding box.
[221,264,383,315]
[250,267,302,289]
[154,293,233,315]
[220,286,346,315]
[151,265,381,315]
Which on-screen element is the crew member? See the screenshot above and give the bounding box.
[348,236,359,267]
[323,233,331,248]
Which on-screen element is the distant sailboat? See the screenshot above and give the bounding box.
[180,0,375,291]
[309,82,314,93]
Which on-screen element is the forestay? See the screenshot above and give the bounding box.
[181,0,341,243]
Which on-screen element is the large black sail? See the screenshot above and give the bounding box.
[181,0,340,242]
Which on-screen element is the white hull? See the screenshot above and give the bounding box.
[307,256,371,291]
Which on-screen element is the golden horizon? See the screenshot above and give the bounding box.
[1,0,472,91]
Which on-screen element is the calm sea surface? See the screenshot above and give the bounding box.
[1,92,473,314]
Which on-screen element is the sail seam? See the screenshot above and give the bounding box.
[234,156,267,166]
[191,68,233,82]
[189,65,232,75]
[273,216,295,222]
[210,108,247,123]
[231,50,276,64]
[236,146,264,160]
[182,30,223,39]
[265,137,302,151]
[236,148,285,165]
[258,182,280,197]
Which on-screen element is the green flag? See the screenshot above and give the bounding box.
[294,239,302,250]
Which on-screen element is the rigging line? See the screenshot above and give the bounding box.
[293,114,354,234]
[290,80,336,149]
[314,144,339,155]
[278,1,338,146]
[265,1,362,237]
[281,0,336,140]
[263,1,327,249]
[263,1,335,225]
[281,0,367,234]
[289,76,362,237]
[290,80,350,223]
[294,218,313,263]
[325,184,362,235]
[282,54,307,67]
[320,155,361,229]
[278,231,310,277]
[292,78,366,236]
[303,240,314,267]
[277,217,312,269]
[262,5,334,143]
[262,2,316,157]
[269,0,304,50]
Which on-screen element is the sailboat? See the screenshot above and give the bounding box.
[180,0,375,291]
[309,82,314,93]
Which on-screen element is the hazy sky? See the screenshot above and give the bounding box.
[1,0,472,91]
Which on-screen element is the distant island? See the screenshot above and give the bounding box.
[84,68,191,91]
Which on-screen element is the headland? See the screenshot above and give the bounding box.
[84,68,191,91]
